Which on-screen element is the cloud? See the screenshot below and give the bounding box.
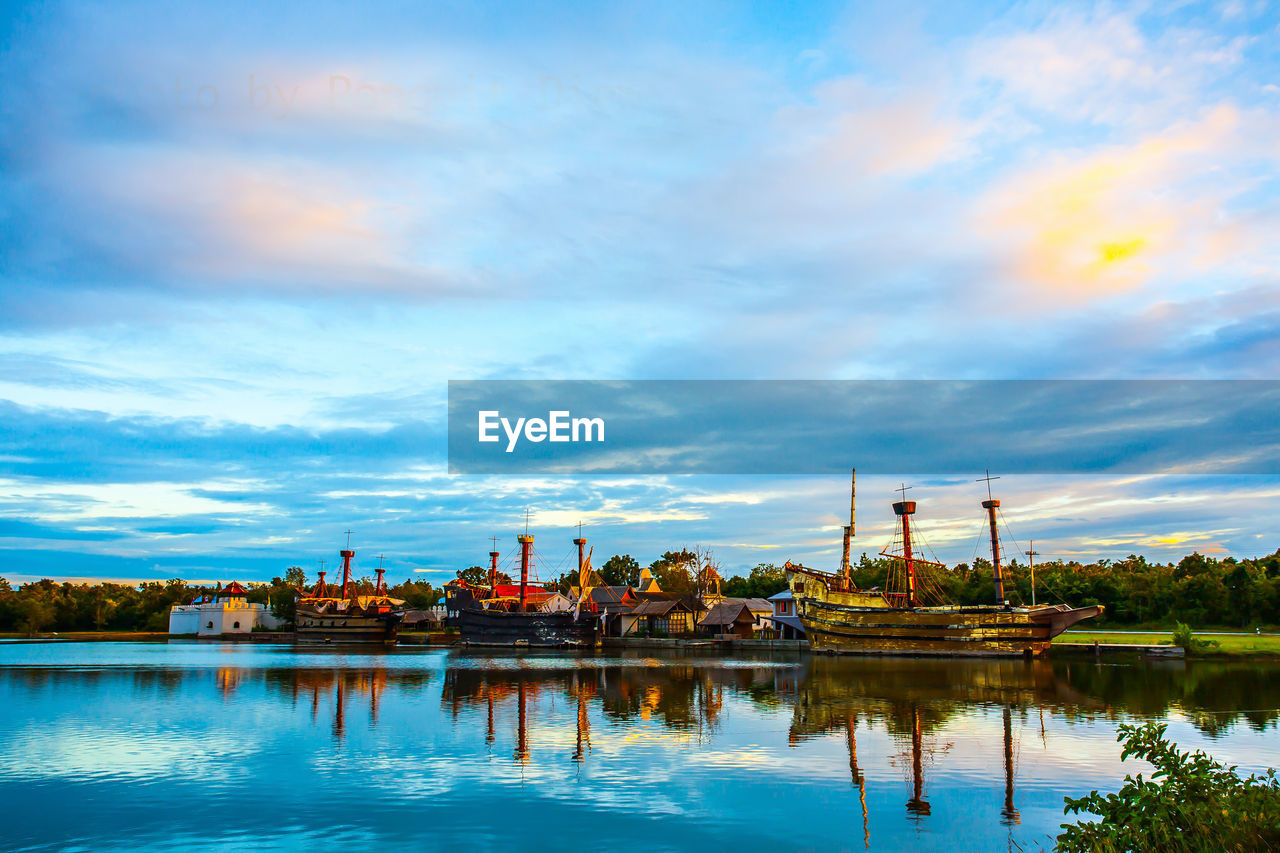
[974,104,1278,299]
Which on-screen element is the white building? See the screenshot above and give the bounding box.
[168,582,284,637]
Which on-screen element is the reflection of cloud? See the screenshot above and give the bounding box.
[0,724,248,782]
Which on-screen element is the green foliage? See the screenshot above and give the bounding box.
[0,572,439,635]
[649,550,698,595]
[386,578,442,609]
[456,565,487,586]
[722,563,787,599]
[598,554,640,587]
[831,548,1280,630]
[1173,622,1221,655]
[1056,722,1280,852]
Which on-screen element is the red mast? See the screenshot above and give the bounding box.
[339,529,355,600]
[517,534,533,612]
[488,548,500,591]
[893,490,917,607]
[978,471,1005,605]
[314,571,327,598]
[374,554,386,595]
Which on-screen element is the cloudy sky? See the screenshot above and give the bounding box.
[2,0,1279,585]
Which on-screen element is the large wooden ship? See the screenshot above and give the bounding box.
[788,470,1101,657]
[296,542,404,644]
[446,528,598,647]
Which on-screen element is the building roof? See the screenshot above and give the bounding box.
[217,581,249,599]
[699,600,754,627]
[773,615,807,634]
[630,599,691,617]
[588,586,636,604]
[768,589,794,601]
[739,597,774,612]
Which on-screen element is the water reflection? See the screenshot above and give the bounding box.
[1,645,1279,853]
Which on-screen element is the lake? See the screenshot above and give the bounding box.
[1,642,1278,852]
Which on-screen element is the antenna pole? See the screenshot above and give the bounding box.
[1027,541,1039,607]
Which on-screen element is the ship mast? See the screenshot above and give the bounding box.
[841,468,856,588]
[977,471,1005,605]
[517,533,533,612]
[574,522,588,591]
[893,484,917,607]
[488,537,500,591]
[339,529,355,600]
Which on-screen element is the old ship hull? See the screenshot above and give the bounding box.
[454,608,597,647]
[790,566,1101,657]
[295,608,402,644]
[798,597,1101,657]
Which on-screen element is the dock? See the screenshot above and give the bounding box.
[1055,642,1185,658]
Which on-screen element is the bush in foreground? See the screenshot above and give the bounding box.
[1057,722,1280,852]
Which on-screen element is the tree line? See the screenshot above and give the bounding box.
[3,545,1278,634]
[0,570,443,634]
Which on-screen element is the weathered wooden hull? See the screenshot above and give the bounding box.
[295,608,402,645]
[791,569,1101,657]
[454,608,598,647]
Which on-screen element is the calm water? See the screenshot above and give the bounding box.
[2,643,1279,852]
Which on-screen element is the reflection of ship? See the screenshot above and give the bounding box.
[296,540,404,644]
[788,470,1101,657]
[446,528,598,647]
[790,656,1043,839]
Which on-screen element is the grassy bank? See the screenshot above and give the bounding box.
[1057,630,1280,656]
[0,631,171,641]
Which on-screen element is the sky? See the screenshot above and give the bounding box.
[2,0,1279,586]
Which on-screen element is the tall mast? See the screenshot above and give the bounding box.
[375,554,386,595]
[1002,705,1020,825]
[841,468,855,587]
[518,533,534,612]
[488,539,500,591]
[339,529,354,600]
[893,484,916,607]
[978,471,1005,604]
[574,522,590,596]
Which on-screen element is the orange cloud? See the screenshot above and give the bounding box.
[975,105,1245,298]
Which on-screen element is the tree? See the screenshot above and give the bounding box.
[649,550,698,595]
[722,563,787,599]
[457,566,487,586]
[599,555,640,587]
[285,566,307,590]
[16,595,55,635]
[1057,722,1280,852]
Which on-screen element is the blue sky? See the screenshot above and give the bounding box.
[2,0,1280,586]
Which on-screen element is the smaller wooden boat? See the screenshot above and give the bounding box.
[446,527,599,647]
[296,542,404,644]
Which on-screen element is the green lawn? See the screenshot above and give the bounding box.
[1056,630,1280,655]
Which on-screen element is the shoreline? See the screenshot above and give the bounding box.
[5,630,1280,660]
